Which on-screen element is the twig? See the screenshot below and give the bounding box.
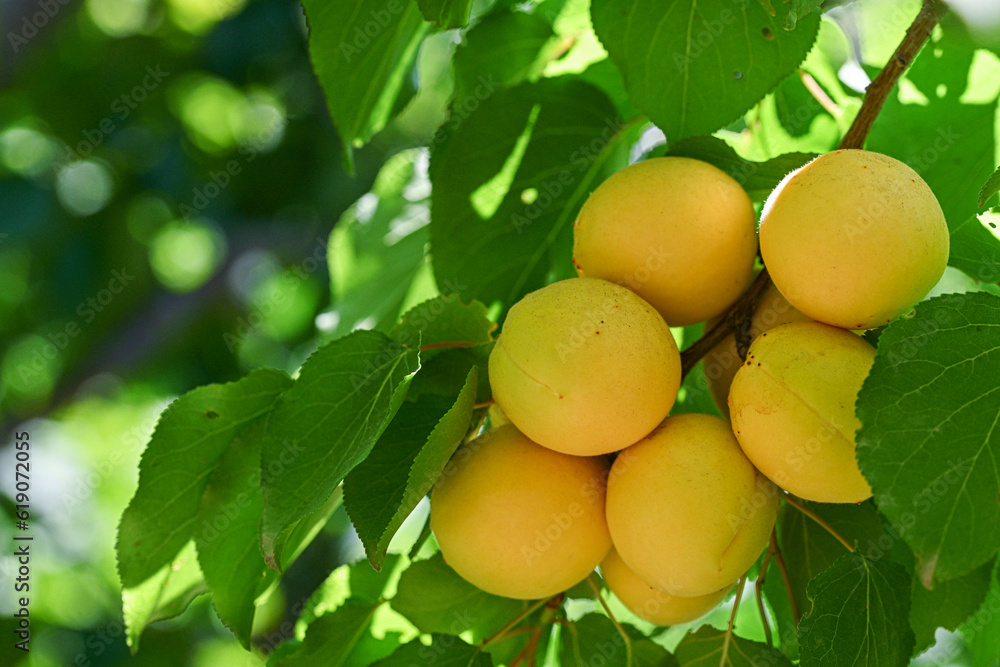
[771,530,800,626]
[680,268,771,378]
[479,596,553,648]
[799,70,839,117]
[838,0,949,150]
[588,575,633,667]
[720,574,748,667]
[755,548,775,648]
[406,514,433,560]
[677,0,949,377]
[783,494,855,553]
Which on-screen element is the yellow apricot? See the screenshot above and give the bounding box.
[605,413,778,597]
[573,156,758,326]
[728,321,875,503]
[601,548,732,626]
[430,424,611,599]
[759,149,949,330]
[488,277,680,456]
[704,284,811,418]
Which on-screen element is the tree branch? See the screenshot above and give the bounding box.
[678,0,948,378]
[838,0,950,151]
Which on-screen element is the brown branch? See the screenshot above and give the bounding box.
[756,547,775,648]
[680,268,771,379]
[771,530,800,626]
[720,574,748,667]
[677,0,947,378]
[839,0,949,150]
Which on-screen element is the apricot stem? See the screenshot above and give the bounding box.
[720,574,747,667]
[783,494,855,553]
[479,595,554,648]
[589,575,633,667]
[770,530,800,626]
[679,0,947,377]
[755,548,774,648]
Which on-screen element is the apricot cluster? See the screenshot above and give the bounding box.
[430,151,948,624]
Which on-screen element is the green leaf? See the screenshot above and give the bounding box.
[776,501,887,619]
[417,0,472,29]
[855,292,1000,585]
[664,135,815,201]
[909,558,995,655]
[391,553,525,638]
[122,541,207,652]
[372,634,492,666]
[260,330,420,569]
[301,0,429,170]
[674,626,792,666]
[560,614,677,667]
[797,553,914,667]
[192,423,267,648]
[959,559,1000,667]
[777,0,823,31]
[391,295,496,353]
[979,166,1000,208]
[591,0,819,143]
[948,215,1000,283]
[327,150,430,339]
[408,343,493,402]
[279,486,345,572]
[344,367,478,569]
[274,600,384,667]
[296,555,406,635]
[117,368,292,587]
[452,9,555,101]
[429,77,624,311]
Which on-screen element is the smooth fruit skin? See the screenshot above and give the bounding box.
[606,413,778,597]
[759,149,949,330]
[728,321,875,503]
[488,277,680,456]
[704,283,811,418]
[430,424,612,600]
[573,156,757,326]
[600,548,732,626]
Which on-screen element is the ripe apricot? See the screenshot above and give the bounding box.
[601,548,732,626]
[728,321,875,503]
[489,277,680,456]
[759,149,949,329]
[606,413,778,597]
[430,424,612,599]
[573,157,758,326]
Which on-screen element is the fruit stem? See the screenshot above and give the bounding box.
[838,0,949,150]
[479,595,555,649]
[406,514,433,561]
[783,494,856,553]
[770,530,801,626]
[588,575,633,667]
[719,574,748,667]
[755,549,775,648]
